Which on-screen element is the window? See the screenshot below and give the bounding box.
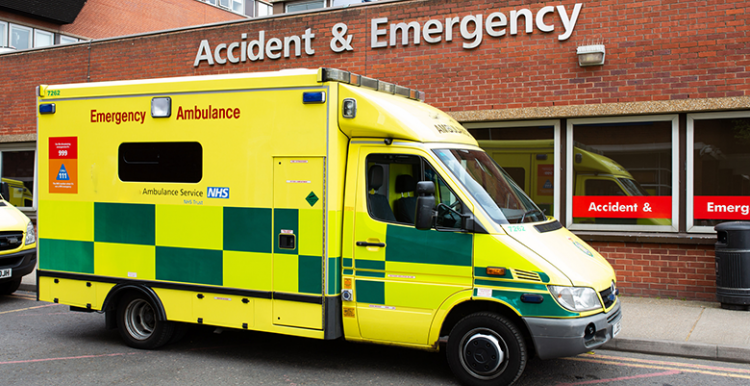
[257,1,272,16]
[119,142,202,183]
[0,21,7,48]
[465,120,560,220]
[567,116,678,231]
[286,0,325,13]
[231,0,243,12]
[219,0,230,8]
[434,149,545,225]
[34,30,53,48]
[365,154,464,228]
[688,111,750,232]
[244,0,255,16]
[9,24,32,50]
[332,0,370,5]
[0,145,36,209]
[60,36,78,45]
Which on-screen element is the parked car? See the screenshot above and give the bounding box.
[0,181,37,295]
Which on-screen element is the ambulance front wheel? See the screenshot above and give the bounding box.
[117,292,174,349]
[446,312,527,386]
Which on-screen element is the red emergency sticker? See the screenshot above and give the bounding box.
[49,137,78,194]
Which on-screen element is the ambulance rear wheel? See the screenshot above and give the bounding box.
[117,293,174,349]
[446,312,527,386]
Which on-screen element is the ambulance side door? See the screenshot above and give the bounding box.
[348,146,473,346]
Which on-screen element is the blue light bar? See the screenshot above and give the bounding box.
[303,92,326,104]
[39,103,56,114]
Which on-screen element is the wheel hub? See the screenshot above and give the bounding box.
[125,299,155,341]
[463,333,504,375]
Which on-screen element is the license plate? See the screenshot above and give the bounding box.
[613,321,622,338]
[0,268,11,279]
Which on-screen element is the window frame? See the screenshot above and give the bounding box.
[462,119,562,221]
[566,115,679,232]
[118,142,203,183]
[0,21,7,48]
[286,0,326,13]
[256,1,272,16]
[687,110,750,233]
[59,35,78,45]
[9,23,32,50]
[33,29,54,48]
[231,0,243,13]
[0,142,38,212]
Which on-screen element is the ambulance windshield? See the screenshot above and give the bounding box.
[434,149,546,224]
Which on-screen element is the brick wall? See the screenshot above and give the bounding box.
[592,242,717,301]
[3,0,747,130]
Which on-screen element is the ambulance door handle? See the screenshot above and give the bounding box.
[356,241,385,248]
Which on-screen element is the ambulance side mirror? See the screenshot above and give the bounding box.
[415,181,435,230]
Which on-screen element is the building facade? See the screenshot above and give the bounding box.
[1,0,748,301]
[0,0,246,50]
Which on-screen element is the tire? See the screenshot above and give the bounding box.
[169,322,191,344]
[446,312,527,386]
[117,293,174,349]
[0,278,21,295]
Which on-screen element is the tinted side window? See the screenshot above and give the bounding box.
[365,153,464,229]
[119,142,202,183]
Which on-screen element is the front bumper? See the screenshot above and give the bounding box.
[0,248,37,282]
[523,300,622,360]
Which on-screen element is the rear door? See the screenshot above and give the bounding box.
[272,157,325,329]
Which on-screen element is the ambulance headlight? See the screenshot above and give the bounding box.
[151,97,171,118]
[548,286,601,312]
[25,221,36,245]
[342,98,356,118]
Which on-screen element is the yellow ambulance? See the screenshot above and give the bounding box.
[37,68,621,386]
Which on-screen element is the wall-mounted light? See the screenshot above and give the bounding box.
[577,44,606,67]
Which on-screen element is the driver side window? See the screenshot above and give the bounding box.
[365,153,463,229]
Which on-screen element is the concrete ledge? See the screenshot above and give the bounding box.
[602,338,750,364]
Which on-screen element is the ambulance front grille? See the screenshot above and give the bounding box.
[599,287,615,309]
[0,231,23,251]
[514,269,542,282]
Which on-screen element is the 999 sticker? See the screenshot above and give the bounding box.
[49,137,78,194]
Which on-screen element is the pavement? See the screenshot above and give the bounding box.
[18,267,750,364]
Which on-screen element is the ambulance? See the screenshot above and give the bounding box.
[37,68,621,386]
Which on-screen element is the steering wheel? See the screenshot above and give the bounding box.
[437,201,461,227]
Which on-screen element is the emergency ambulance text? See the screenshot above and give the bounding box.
[91,110,146,125]
[176,105,241,120]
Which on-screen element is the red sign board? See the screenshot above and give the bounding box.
[573,196,672,219]
[694,196,750,220]
[49,137,78,194]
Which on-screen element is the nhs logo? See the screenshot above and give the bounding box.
[207,187,230,199]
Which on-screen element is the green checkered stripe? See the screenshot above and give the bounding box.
[39,202,329,295]
[355,224,472,304]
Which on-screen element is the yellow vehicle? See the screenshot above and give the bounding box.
[2,178,34,207]
[37,69,621,386]
[0,181,37,295]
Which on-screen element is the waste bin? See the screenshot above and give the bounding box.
[715,222,750,311]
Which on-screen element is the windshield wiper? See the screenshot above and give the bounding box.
[520,208,543,223]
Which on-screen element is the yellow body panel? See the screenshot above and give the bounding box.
[223,251,273,291]
[37,200,94,242]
